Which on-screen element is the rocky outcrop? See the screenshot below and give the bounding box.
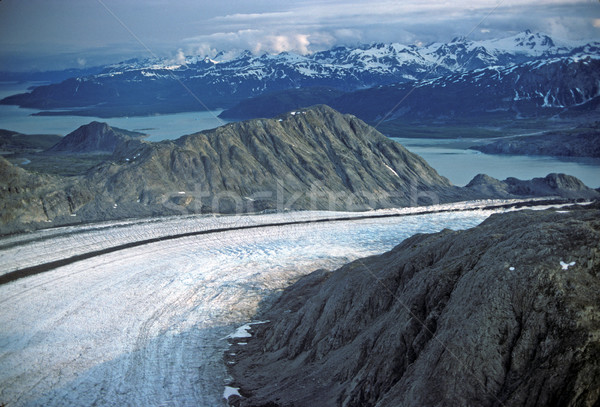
[0,157,94,234]
[46,121,146,154]
[470,124,600,158]
[466,173,600,200]
[227,205,600,407]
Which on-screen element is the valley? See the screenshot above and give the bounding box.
[0,16,599,407]
[0,204,515,406]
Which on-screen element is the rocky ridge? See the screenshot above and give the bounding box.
[1,105,598,234]
[227,204,600,406]
[465,173,600,200]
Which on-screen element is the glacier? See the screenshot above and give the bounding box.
[0,201,570,406]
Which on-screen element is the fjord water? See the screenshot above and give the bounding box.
[392,137,600,188]
[0,208,507,406]
[0,82,229,140]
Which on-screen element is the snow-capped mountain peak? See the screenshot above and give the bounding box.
[2,31,598,116]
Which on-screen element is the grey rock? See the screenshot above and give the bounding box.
[228,205,600,407]
[0,156,94,234]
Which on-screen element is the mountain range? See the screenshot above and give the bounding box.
[1,105,598,235]
[1,31,598,120]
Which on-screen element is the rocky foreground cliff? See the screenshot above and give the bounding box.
[227,205,600,406]
[1,105,599,234]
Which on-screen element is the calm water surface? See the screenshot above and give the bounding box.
[0,82,228,141]
[392,137,600,188]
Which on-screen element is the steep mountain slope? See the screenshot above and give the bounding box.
[84,105,458,216]
[1,31,596,117]
[0,106,456,233]
[0,156,94,234]
[228,205,600,407]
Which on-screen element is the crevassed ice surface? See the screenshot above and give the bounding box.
[0,207,514,406]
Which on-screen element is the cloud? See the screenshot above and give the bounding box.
[184,29,328,56]
[171,49,186,64]
[180,0,598,57]
[1,0,597,71]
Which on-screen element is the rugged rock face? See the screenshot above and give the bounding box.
[228,205,600,407]
[470,123,600,158]
[46,121,146,154]
[466,173,600,200]
[0,157,94,234]
[88,104,460,215]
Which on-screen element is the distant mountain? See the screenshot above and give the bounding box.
[2,105,597,234]
[218,87,345,119]
[227,205,600,406]
[469,122,600,158]
[334,55,600,121]
[46,121,146,154]
[1,31,597,117]
[465,173,600,200]
[224,54,600,122]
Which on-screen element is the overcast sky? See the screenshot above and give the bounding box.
[0,0,599,71]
